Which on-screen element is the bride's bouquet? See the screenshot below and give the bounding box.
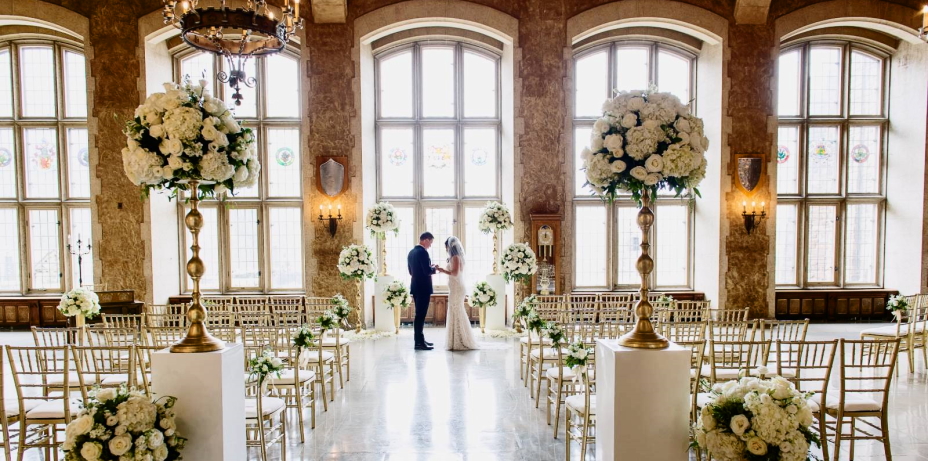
[470,282,497,309]
[58,288,101,319]
[693,376,819,461]
[500,243,538,283]
[478,201,513,234]
[582,88,708,204]
[383,281,412,310]
[366,202,400,240]
[337,244,377,281]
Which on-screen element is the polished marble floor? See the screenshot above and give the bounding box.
[2,323,928,460]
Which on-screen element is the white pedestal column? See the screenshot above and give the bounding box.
[485,274,507,330]
[152,344,246,461]
[374,275,395,332]
[595,340,690,461]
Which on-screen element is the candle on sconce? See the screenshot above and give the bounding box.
[761,201,766,212]
[319,204,323,213]
[742,201,746,213]
[751,201,756,213]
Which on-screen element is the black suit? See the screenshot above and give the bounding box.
[408,245,436,345]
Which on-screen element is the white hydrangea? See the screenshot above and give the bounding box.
[198,151,235,182]
[162,106,202,142]
[478,201,513,233]
[337,244,377,280]
[500,243,537,283]
[366,202,400,237]
[624,125,665,160]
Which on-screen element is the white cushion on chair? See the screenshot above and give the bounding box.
[265,369,316,385]
[245,397,285,419]
[546,367,595,382]
[520,337,552,345]
[4,399,38,418]
[322,338,350,347]
[25,399,82,419]
[530,348,566,360]
[301,351,335,363]
[699,365,742,380]
[46,372,81,387]
[565,395,596,415]
[810,393,882,412]
[860,324,924,337]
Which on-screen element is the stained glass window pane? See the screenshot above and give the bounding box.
[0,208,20,291]
[267,128,301,197]
[378,50,413,118]
[384,206,414,286]
[63,50,87,118]
[186,206,219,290]
[777,50,801,117]
[615,47,649,93]
[67,128,90,198]
[776,125,800,194]
[229,208,260,288]
[806,204,837,284]
[463,51,496,118]
[424,207,455,287]
[463,128,497,197]
[28,209,60,290]
[844,203,878,284]
[68,207,92,288]
[0,49,13,118]
[23,128,59,199]
[0,128,16,198]
[806,125,839,194]
[421,47,455,118]
[655,204,689,287]
[808,47,842,116]
[575,205,607,288]
[464,206,495,285]
[775,204,798,285]
[615,206,639,286]
[422,128,455,197]
[575,51,608,117]
[379,128,414,197]
[657,50,690,102]
[847,125,880,194]
[179,52,213,91]
[575,126,593,196]
[223,58,256,119]
[20,46,56,117]
[269,207,303,289]
[265,54,300,118]
[849,51,882,116]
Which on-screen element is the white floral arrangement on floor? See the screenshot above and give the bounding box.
[886,294,909,319]
[582,88,708,204]
[693,376,820,461]
[366,202,400,240]
[330,294,353,321]
[247,350,284,384]
[123,79,259,198]
[58,288,101,319]
[62,386,185,461]
[470,282,497,309]
[500,242,538,283]
[478,201,514,234]
[383,280,412,310]
[337,244,377,281]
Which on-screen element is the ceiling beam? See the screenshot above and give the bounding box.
[311,0,347,24]
[734,0,772,25]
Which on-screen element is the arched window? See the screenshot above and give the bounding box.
[174,49,303,293]
[374,41,501,288]
[775,42,886,287]
[0,39,90,294]
[572,41,695,290]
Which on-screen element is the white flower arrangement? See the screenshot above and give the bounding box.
[330,294,353,321]
[317,311,338,331]
[565,341,593,370]
[292,325,317,350]
[470,282,497,309]
[886,295,909,314]
[500,242,538,283]
[693,376,820,461]
[478,201,514,234]
[247,350,284,384]
[58,288,101,319]
[513,295,538,322]
[62,386,185,461]
[337,244,377,281]
[383,281,412,310]
[582,89,709,204]
[123,79,259,198]
[366,202,400,240]
[542,322,567,346]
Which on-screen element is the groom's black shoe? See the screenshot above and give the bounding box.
[414,343,434,350]
[424,340,434,346]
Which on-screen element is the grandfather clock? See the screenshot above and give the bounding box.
[530,214,561,295]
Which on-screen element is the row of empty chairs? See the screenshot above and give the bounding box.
[860,294,928,374]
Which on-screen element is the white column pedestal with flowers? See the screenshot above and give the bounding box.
[374,275,395,333]
[484,275,507,330]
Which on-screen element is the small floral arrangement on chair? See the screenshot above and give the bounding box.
[499,243,538,283]
[513,295,537,323]
[565,341,593,370]
[58,288,101,319]
[383,281,412,310]
[470,282,497,309]
[692,376,819,461]
[248,350,284,385]
[336,244,377,281]
[477,201,514,233]
[542,322,567,347]
[886,294,909,320]
[525,311,546,334]
[292,325,317,350]
[365,202,400,240]
[656,294,677,309]
[317,311,338,332]
[330,294,353,323]
[62,386,185,461]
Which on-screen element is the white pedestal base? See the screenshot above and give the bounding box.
[595,340,690,461]
[374,275,395,332]
[485,274,507,330]
[152,344,246,461]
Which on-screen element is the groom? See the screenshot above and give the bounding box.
[408,232,437,350]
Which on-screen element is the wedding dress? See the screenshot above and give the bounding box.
[446,258,479,351]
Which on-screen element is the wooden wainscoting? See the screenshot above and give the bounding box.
[775,290,898,322]
[373,293,506,326]
[0,297,143,328]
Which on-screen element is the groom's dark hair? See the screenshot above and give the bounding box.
[419,232,434,241]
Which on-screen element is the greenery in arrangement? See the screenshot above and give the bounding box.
[513,295,538,323]
[500,243,538,283]
[542,322,567,347]
[247,349,284,384]
[330,294,353,321]
[886,294,910,314]
[317,311,338,331]
[62,386,185,461]
[383,280,412,310]
[336,244,377,281]
[58,288,101,319]
[656,294,677,308]
[470,282,497,309]
[524,311,546,334]
[366,202,400,239]
[478,201,514,233]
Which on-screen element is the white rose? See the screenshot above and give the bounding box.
[603,134,623,153]
[106,415,119,426]
[592,118,610,134]
[746,437,768,456]
[152,444,169,461]
[149,429,165,447]
[158,138,182,156]
[108,434,133,456]
[68,415,94,436]
[161,166,174,180]
[610,160,626,174]
[620,112,637,129]
[674,118,692,133]
[627,97,644,111]
[580,147,592,161]
[644,154,663,173]
[202,96,226,116]
[729,414,751,436]
[630,166,648,181]
[700,407,716,430]
[166,155,184,170]
[149,124,165,139]
[97,388,117,402]
[80,441,103,460]
[221,116,241,133]
[642,119,661,130]
[643,173,661,186]
[591,136,604,152]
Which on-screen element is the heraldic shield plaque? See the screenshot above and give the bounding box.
[316,156,348,197]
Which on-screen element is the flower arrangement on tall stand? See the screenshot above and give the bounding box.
[58,287,101,343]
[470,282,498,333]
[383,280,412,334]
[337,244,377,333]
[366,202,401,334]
[123,79,258,353]
[479,202,513,331]
[582,89,708,349]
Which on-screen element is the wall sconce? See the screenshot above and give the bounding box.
[920,5,928,42]
[318,203,342,237]
[742,201,766,235]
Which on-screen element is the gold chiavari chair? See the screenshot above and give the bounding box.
[268,296,304,308]
[545,333,592,440]
[145,325,188,348]
[0,350,24,461]
[320,319,351,389]
[706,306,750,322]
[759,319,810,369]
[676,339,706,424]
[308,329,338,410]
[101,313,144,330]
[134,346,161,396]
[144,312,188,328]
[145,303,187,316]
[569,299,600,345]
[30,327,81,347]
[707,320,753,343]
[6,345,81,459]
[209,325,239,343]
[530,322,570,407]
[661,321,706,343]
[234,297,269,313]
[565,363,596,461]
[598,299,635,339]
[700,339,768,385]
[660,300,709,323]
[238,311,272,327]
[775,339,838,461]
[205,311,236,327]
[304,297,331,317]
[861,300,927,374]
[201,297,233,312]
[264,327,317,441]
[823,339,900,461]
[71,345,139,396]
[86,326,145,349]
[271,308,305,327]
[522,297,564,386]
[243,345,287,461]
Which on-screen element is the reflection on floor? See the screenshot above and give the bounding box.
[2,323,927,460]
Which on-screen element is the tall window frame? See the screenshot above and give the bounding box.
[775,41,888,288]
[0,38,91,295]
[572,40,697,291]
[374,41,502,290]
[174,48,304,294]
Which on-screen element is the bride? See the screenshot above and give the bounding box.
[436,236,479,351]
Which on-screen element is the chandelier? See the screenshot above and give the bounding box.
[162,0,303,105]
